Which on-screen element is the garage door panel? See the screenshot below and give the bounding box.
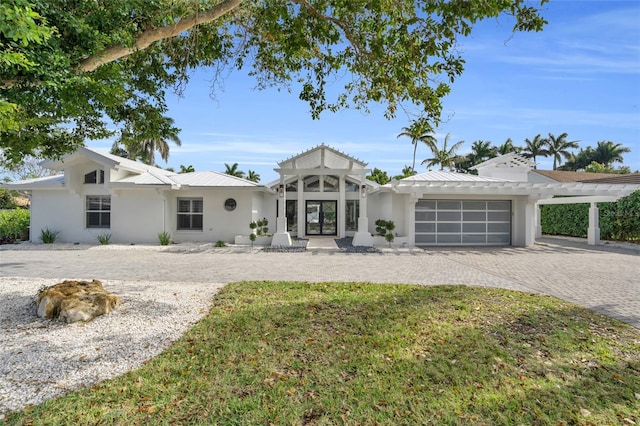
[415,199,511,246]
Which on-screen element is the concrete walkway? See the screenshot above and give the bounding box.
[1,237,638,328]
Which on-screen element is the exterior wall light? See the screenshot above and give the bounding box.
[361,184,367,198]
[278,184,284,197]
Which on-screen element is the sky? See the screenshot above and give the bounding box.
[88,0,640,184]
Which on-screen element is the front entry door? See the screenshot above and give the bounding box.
[306,201,337,235]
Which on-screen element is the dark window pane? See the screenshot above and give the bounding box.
[177,215,191,229]
[192,199,203,213]
[178,200,191,213]
[192,215,203,230]
[84,171,97,184]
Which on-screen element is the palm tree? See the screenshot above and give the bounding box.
[546,132,579,170]
[246,170,261,183]
[117,117,182,166]
[395,165,416,180]
[497,138,521,155]
[397,121,436,173]
[421,133,465,171]
[522,134,549,169]
[592,141,630,167]
[224,163,245,178]
[468,140,497,166]
[179,164,195,173]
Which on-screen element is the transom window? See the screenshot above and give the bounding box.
[177,198,203,231]
[84,170,105,184]
[86,196,111,228]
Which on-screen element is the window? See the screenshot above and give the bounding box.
[84,170,105,184]
[224,198,237,211]
[177,198,203,230]
[345,200,359,231]
[86,196,110,228]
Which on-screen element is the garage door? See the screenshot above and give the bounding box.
[415,200,511,246]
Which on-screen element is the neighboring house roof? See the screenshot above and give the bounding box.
[471,153,534,170]
[398,171,511,183]
[278,143,367,169]
[532,170,624,183]
[578,174,640,184]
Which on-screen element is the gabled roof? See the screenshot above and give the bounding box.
[471,153,534,170]
[278,144,367,170]
[397,171,511,183]
[532,170,622,183]
[1,174,65,190]
[41,146,174,177]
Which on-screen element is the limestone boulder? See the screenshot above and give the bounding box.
[36,280,121,323]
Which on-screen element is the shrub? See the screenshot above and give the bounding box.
[0,209,30,244]
[541,190,640,242]
[215,240,227,247]
[97,233,111,245]
[375,219,396,246]
[249,218,269,238]
[158,231,171,245]
[40,227,59,244]
[0,189,17,209]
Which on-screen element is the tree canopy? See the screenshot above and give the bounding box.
[1,0,547,165]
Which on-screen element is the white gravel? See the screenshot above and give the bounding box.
[0,276,223,415]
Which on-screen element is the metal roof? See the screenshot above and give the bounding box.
[172,171,261,187]
[278,144,367,169]
[397,171,511,183]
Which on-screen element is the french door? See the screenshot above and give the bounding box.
[305,201,337,235]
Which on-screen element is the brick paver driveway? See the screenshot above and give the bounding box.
[1,237,638,328]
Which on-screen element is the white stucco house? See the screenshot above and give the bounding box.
[3,146,639,247]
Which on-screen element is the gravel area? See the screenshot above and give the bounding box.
[0,277,223,415]
[334,237,382,253]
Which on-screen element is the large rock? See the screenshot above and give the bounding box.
[36,280,121,323]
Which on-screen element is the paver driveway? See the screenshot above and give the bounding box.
[1,237,638,328]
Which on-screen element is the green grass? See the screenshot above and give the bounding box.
[6,282,639,425]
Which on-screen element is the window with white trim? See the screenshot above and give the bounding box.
[86,196,111,228]
[177,198,203,230]
[84,170,105,184]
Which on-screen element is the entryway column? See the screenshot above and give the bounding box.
[406,195,418,246]
[352,180,373,246]
[587,202,600,246]
[272,177,292,246]
[535,204,542,239]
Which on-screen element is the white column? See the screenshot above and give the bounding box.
[406,195,418,246]
[535,203,542,239]
[587,202,600,246]
[297,176,304,237]
[338,176,346,238]
[272,177,292,246]
[352,179,373,246]
[524,201,536,247]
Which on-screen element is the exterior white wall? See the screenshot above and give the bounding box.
[477,167,530,182]
[527,171,557,183]
[29,190,87,242]
[166,189,258,243]
[110,189,165,243]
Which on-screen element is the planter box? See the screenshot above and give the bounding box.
[372,235,409,247]
[234,235,273,245]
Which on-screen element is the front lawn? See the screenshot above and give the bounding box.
[6,282,640,425]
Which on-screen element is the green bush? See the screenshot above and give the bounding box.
[541,190,640,242]
[0,209,30,243]
[158,231,171,245]
[40,227,59,244]
[97,232,112,245]
[0,189,18,209]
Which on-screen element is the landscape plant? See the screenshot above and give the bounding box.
[215,240,227,247]
[39,227,59,244]
[375,219,396,246]
[0,208,30,243]
[4,282,639,425]
[96,232,111,245]
[157,231,171,246]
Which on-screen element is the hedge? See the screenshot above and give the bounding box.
[541,190,640,242]
[0,208,30,244]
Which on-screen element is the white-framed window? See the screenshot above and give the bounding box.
[177,198,203,230]
[84,170,105,184]
[86,196,111,228]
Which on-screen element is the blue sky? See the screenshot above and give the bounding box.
[90,0,640,183]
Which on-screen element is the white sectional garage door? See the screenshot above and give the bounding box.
[415,200,511,246]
